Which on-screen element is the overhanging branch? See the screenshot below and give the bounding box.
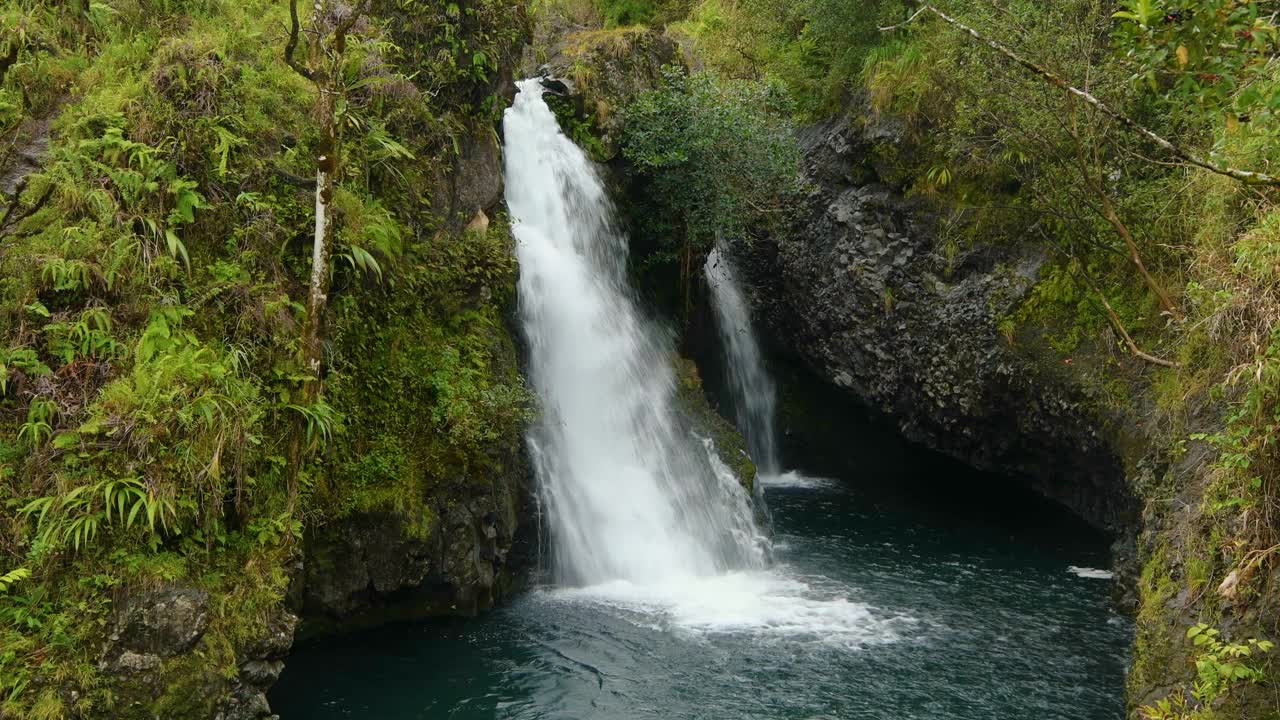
[882,5,1280,186]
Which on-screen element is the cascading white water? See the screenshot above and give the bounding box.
[705,245,781,477]
[503,81,904,646]
[504,80,765,586]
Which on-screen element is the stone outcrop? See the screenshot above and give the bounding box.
[523,24,680,159]
[728,109,1141,537]
[298,452,531,632]
[96,586,297,720]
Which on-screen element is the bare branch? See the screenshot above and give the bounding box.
[1033,226,1179,368]
[271,164,319,188]
[1076,261,1179,368]
[285,0,315,80]
[878,5,930,32]
[334,0,373,37]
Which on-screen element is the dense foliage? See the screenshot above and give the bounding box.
[0,1,529,717]
[621,68,799,288]
[674,0,887,116]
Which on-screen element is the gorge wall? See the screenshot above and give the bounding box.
[727,109,1143,538]
[721,105,1276,716]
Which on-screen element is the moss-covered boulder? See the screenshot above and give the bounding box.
[524,21,680,160]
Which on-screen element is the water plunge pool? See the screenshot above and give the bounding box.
[271,459,1131,719]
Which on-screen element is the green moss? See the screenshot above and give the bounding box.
[315,216,532,537]
[672,357,756,491]
[1130,543,1181,702]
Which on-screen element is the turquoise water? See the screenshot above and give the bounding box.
[271,457,1132,720]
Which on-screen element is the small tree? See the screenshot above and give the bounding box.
[282,0,370,500]
[286,0,369,398]
[622,68,800,323]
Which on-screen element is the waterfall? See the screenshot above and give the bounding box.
[503,80,765,586]
[704,245,781,477]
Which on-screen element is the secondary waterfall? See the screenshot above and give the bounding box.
[705,245,780,477]
[503,80,765,586]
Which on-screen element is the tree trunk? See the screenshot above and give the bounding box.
[1064,106,1184,324]
[301,86,336,405]
[281,0,369,505]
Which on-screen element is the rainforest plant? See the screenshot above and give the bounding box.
[622,66,799,321]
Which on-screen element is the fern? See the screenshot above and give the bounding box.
[17,399,56,449]
[333,192,403,283]
[287,400,340,445]
[0,568,31,594]
[19,477,179,555]
[0,348,51,396]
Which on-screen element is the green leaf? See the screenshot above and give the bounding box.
[164,229,191,270]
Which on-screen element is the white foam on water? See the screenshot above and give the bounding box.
[543,570,911,648]
[760,471,838,490]
[1068,566,1115,580]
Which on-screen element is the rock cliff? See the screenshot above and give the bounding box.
[729,109,1142,537]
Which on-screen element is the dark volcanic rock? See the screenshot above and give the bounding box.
[453,131,505,219]
[731,110,1140,537]
[109,587,210,662]
[99,586,297,720]
[538,76,573,96]
[299,453,531,630]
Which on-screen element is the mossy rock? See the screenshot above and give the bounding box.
[672,356,756,492]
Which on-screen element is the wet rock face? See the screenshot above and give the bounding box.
[731,110,1139,535]
[452,130,505,220]
[299,458,530,630]
[218,612,297,720]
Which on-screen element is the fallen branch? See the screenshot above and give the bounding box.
[881,5,1280,186]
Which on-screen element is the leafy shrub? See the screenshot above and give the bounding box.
[622,67,799,264]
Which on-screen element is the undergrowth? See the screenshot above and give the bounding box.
[0,0,529,717]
